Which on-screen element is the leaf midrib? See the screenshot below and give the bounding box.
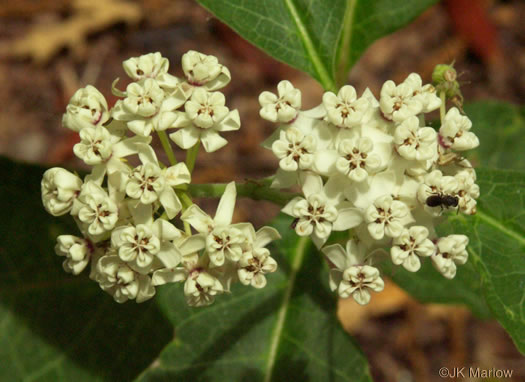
[283,0,335,91]
[335,0,357,87]
[263,236,310,382]
[476,210,525,246]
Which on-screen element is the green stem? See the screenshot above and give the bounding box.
[178,191,194,209]
[157,130,177,166]
[188,181,298,207]
[176,191,194,235]
[186,141,200,173]
[439,91,447,124]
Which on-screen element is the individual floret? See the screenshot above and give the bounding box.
[322,240,384,305]
[259,80,302,123]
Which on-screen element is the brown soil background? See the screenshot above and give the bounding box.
[0,0,524,381]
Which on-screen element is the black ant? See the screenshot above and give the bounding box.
[425,192,459,213]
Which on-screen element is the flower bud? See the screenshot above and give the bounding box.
[432,63,463,100]
[41,168,82,216]
[62,85,109,132]
[55,235,91,275]
[123,52,169,81]
[181,50,231,90]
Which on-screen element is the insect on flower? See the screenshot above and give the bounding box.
[425,192,459,212]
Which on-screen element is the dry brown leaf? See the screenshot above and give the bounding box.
[0,0,142,63]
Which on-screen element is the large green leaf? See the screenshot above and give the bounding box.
[447,168,525,354]
[137,215,372,381]
[0,157,371,381]
[0,157,173,381]
[382,252,491,319]
[386,101,525,352]
[464,101,525,170]
[386,168,525,354]
[196,0,438,90]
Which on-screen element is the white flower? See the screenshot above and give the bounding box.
[181,50,231,90]
[238,248,277,289]
[380,78,423,122]
[73,126,114,165]
[335,136,382,181]
[322,85,369,128]
[185,88,229,129]
[185,269,225,307]
[404,73,441,113]
[73,182,119,236]
[417,170,459,215]
[181,182,247,266]
[94,255,155,303]
[152,248,226,306]
[282,174,362,248]
[126,162,165,204]
[112,224,160,270]
[62,85,109,132]
[237,226,280,289]
[41,168,82,216]
[125,156,188,219]
[272,127,316,171]
[431,235,469,279]
[114,202,182,271]
[322,240,384,305]
[123,52,169,81]
[391,226,435,272]
[182,181,236,233]
[55,235,92,275]
[170,110,241,153]
[455,170,479,215]
[394,116,437,161]
[205,225,246,266]
[112,79,184,136]
[340,265,384,305]
[440,107,479,151]
[259,80,301,123]
[365,195,411,240]
[125,79,164,117]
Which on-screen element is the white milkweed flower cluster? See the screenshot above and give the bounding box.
[42,51,279,306]
[260,68,480,305]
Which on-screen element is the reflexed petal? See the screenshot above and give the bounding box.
[255,226,281,248]
[159,187,182,219]
[215,181,236,226]
[156,243,182,268]
[169,126,200,149]
[201,130,228,152]
[322,244,347,271]
[333,207,363,230]
[181,204,213,233]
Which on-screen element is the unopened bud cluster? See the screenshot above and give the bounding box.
[260,73,479,305]
[42,51,280,306]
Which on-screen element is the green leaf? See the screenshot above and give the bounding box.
[382,254,491,319]
[0,157,172,381]
[464,101,525,170]
[195,0,438,90]
[0,157,370,381]
[448,168,525,354]
[137,215,372,382]
[387,100,525,341]
[386,168,525,354]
